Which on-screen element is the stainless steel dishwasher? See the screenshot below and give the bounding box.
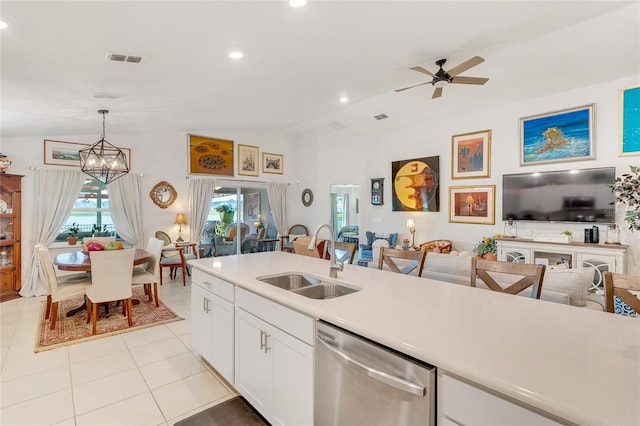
[315,321,435,426]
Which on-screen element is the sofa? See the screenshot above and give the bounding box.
[359,231,398,261]
[421,252,604,310]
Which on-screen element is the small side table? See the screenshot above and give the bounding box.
[259,238,279,252]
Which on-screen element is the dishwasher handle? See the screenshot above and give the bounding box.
[316,335,426,397]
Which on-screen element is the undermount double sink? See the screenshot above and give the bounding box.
[257,273,360,299]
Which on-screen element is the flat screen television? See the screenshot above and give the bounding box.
[502,167,616,223]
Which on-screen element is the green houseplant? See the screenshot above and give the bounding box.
[474,234,501,260]
[610,165,640,232]
[216,204,235,225]
[67,223,80,245]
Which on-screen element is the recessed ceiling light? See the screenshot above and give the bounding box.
[0,20,8,29]
[289,0,307,7]
[339,96,349,104]
[228,51,244,59]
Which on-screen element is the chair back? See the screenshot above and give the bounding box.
[471,258,546,299]
[87,249,135,303]
[377,247,427,276]
[144,237,164,279]
[293,236,327,258]
[225,223,250,241]
[334,241,357,264]
[288,224,308,238]
[604,272,640,315]
[35,245,58,294]
[155,231,172,246]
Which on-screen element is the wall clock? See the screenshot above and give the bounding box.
[302,188,314,207]
[371,178,384,205]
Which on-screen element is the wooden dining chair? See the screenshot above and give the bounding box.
[35,245,91,330]
[334,241,358,264]
[292,236,328,258]
[471,258,546,299]
[132,237,163,307]
[86,248,136,335]
[604,271,640,315]
[377,247,427,276]
[159,241,198,286]
[280,224,309,253]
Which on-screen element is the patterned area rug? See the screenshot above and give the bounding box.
[35,287,183,352]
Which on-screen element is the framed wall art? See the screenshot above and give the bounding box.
[187,134,234,176]
[262,152,283,174]
[246,192,260,220]
[451,129,491,179]
[519,104,594,166]
[371,178,384,205]
[619,84,640,156]
[448,185,495,225]
[238,144,259,176]
[44,139,132,169]
[391,156,439,212]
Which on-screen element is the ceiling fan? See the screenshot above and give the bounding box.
[395,56,489,99]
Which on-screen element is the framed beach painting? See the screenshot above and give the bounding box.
[448,185,495,225]
[391,156,439,212]
[262,152,283,174]
[619,84,640,156]
[451,129,491,179]
[238,144,259,176]
[519,104,595,166]
[187,134,234,176]
[44,139,132,169]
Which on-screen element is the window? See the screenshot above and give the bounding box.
[56,178,115,241]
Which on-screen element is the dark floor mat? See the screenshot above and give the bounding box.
[174,396,269,426]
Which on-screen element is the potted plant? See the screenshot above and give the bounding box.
[67,223,80,245]
[216,204,235,224]
[610,165,640,232]
[92,224,111,237]
[474,234,500,260]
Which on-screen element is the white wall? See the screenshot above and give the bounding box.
[297,76,640,274]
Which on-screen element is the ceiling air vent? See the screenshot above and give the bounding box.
[91,91,126,100]
[106,52,143,63]
[373,113,389,120]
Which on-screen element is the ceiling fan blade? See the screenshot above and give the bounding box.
[451,76,489,85]
[446,56,484,77]
[432,87,443,99]
[395,81,431,92]
[409,66,435,77]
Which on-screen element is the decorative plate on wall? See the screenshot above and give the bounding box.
[302,188,314,207]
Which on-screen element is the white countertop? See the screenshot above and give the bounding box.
[189,252,640,425]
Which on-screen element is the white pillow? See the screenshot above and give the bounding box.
[541,267,593,307]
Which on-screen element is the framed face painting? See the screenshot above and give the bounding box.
[519,104,595,166]
[238,144,259,176]
[619,84,640,156]
[187,134,234,176]
[448,185,495,225]
[451,129,491,179]
[391,156,439,212]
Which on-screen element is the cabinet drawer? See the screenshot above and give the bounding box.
[237,287,313,345]
[192,269,235,302]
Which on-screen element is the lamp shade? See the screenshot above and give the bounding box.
[406,219,415,231]
[175,213,187,225]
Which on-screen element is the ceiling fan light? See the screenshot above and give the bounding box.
[433,79,449,88]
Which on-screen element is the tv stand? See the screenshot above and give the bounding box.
[496,238,627,293]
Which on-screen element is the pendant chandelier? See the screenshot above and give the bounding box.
[79,110,129,184]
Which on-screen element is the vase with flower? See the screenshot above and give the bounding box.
[402,238,410,249]
[474,234,502,260]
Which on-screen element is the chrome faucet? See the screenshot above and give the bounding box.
[308,224,343,278]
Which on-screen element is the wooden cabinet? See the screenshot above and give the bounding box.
[190,270,235,383]
[235,288,314,426]
[438,371,562,425]
[0,174,23,302]
[497,238,627,293]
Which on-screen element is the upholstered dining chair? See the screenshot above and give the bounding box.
[334,241,358,264]
[35,245,91,330]
[604,271,640,316]
[159,241,198,286]
[131,237,163,307]
[471,258,546,299]
[86,248,136,335]
[377,247,427,276]
[280,224,309,253]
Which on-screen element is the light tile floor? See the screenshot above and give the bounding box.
[0,274,237,426]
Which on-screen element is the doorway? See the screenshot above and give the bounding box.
[330,184,360,243]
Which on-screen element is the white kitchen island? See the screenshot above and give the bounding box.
[189,251,640,426]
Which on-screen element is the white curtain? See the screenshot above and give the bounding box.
[265,183,287,239]
[21,170,86,297]
[188,179,216,243]
[343,194,350,226]
[108,174,144,248]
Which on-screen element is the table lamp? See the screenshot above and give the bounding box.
[175,213,187,242]
[406,219,416,248]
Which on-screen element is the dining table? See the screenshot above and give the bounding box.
[54,248,150,316]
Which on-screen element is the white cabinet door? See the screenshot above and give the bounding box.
[576,253,616,292]
[191,284,213,361]
[235,308,272,416]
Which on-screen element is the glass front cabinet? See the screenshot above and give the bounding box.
[497,238,627,294]
[0,174,23,302]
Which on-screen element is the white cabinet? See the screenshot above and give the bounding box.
[191,270,235,383]
[497,238,627,292]
[235,288,314,426]
[438,371,562,425]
